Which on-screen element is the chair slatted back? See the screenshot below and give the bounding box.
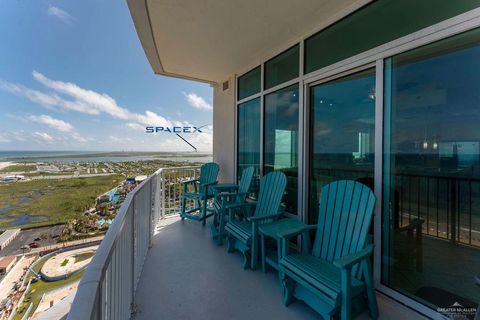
[238,166,254,194]
[199,162,219,193]
[254,171,287,219]
[312,180,375,274]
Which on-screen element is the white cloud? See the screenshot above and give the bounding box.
[47,5,74,24]
[28,114,73,132]
[71,132,88,143]
[126,122,145,131]
[27,114,88,143]
[0,80,72,112]
[0,133,11,143]
[32,132,54,143]
[183,92,213,111]
[0,72,213,151]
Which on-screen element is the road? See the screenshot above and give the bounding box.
[29,173,116,180]
[28,236,103,255]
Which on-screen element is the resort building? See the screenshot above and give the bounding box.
[0,256,16,276]
[0,229,20,251]
[69,1,480,319]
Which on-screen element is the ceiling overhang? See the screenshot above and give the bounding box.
[127,0,372,84]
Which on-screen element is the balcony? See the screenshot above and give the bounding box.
[67,166,425,320]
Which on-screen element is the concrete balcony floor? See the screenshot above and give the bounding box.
[134,217,426,320]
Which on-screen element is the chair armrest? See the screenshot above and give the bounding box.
[227,201,255,220]
[333,244,373,269]
[212,184,239,192]
[217,192,248,199]
[276,224,317,240]
[247,213,281,222]
[181,178,199,185]
[201,181,218,187]
[225,200,253,210]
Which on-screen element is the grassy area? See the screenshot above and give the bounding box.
[73,251,95,263]
[60,259,69,267]
[0,175,123,228]
[14,270,85,320]
[0,164,37,172]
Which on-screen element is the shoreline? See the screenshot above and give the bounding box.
[1,151,212,161]
[0,162,15,170]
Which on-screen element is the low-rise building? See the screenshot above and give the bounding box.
[0,256,16,276]
[0,229,20,250]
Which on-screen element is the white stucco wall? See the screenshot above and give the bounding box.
[212,78,236,183]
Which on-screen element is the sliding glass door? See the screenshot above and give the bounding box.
[238,98,261,195]
[309,68,376,223]
[382,29,480,314]
[264,85,299,214]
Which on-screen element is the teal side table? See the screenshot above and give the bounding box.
[259,218,306,281]
[209,183,241,245]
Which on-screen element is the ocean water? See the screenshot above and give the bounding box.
[0,150,90,161]
[0,151,212,163]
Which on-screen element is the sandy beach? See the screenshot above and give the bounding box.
[0,161,15,170]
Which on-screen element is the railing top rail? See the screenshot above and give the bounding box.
[154,165,201,175]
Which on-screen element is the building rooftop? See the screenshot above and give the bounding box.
[0,229,20,246]
[0,255,16,269]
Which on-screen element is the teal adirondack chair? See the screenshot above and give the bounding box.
[210,166,255,245]
[225,171,287,270]
[180,162,219,226]
[279,180,378,320]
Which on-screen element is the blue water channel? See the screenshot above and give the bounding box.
[0,194,48,226]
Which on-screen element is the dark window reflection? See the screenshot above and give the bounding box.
[264,85,299,214]
[238,98,261,196]
[309,69,376,223]
[382,29,480,311]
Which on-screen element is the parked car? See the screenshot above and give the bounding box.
[28,242,39,248]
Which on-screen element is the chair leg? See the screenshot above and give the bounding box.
[340,269,352,320]
[277,239,284,285]
[226,235,234,253]
[201,198,207,226]
[282,277,295,306]
[242,251,250,270]
[251,237,258,270]
[180,196,186,219]
[363,260,379,319]
[217,209,225,246]
[260,234,266,273]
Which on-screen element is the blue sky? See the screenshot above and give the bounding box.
[0,0,213,152]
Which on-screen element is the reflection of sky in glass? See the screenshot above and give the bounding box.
[391,42,480,160]
[311,70,375,155]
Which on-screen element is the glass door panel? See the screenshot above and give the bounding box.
[382,28,480,314]
[309,68,376,223]
[264,85,299,214]
[238,98,261,196]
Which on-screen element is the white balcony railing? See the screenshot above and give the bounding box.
[67,166,200,320]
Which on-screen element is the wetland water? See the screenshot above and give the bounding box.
[0,193,48,226]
